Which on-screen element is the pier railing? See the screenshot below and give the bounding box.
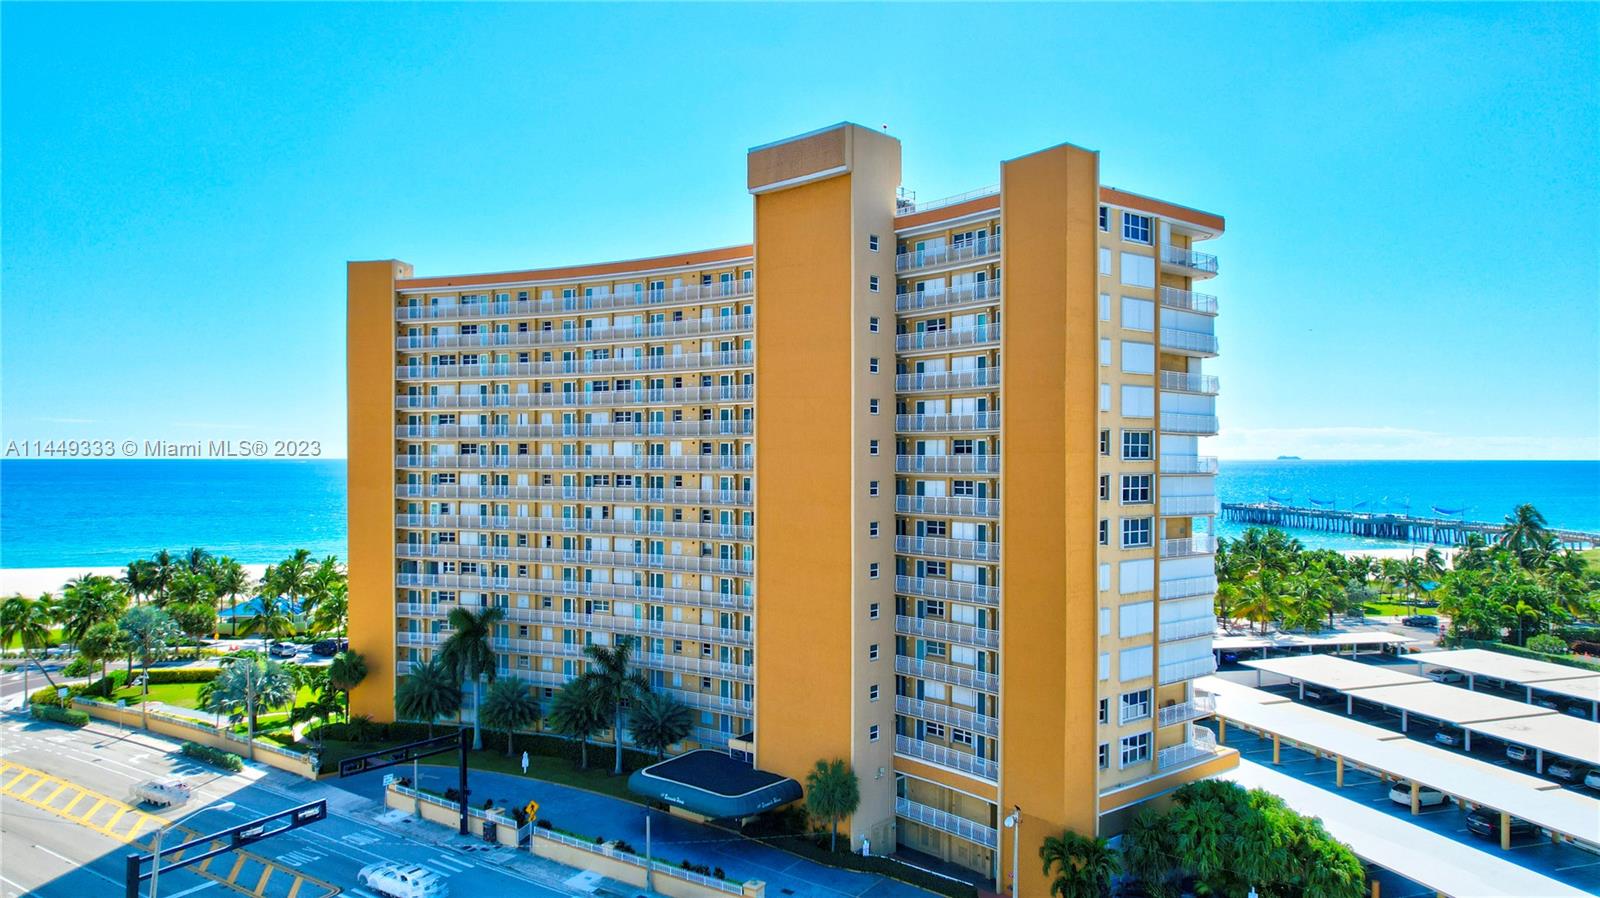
[1221,502,1600,549]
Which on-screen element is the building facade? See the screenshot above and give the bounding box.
[348,123,1235,895]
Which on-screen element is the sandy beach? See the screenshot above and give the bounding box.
[0,564,273,598]
[1337,546,1459,562]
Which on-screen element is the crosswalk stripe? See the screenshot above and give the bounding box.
[432,854,473,871]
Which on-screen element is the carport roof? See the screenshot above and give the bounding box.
[1467,713,1600,767]
[1534,677,1600,704]
[1240,655,1428,691]
[1410,648,1600,687]
[1353,681,1559,726]
[627,750,802,819]
[1213,631,1417,652]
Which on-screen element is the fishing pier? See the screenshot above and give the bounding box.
[1220,503,1600,549]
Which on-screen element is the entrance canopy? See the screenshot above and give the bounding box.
[628,749,803,819]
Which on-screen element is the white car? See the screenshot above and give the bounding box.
[1583,769,1600,791]
[1388,782,1447,808]
[357,862,447,898]
[1426,669,1464,684]
[133,779,192,808]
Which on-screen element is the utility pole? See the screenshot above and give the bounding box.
[644,812,653,894]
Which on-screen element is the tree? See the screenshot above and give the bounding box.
[1119,808,1176,898]
[1499,504,1551,557]
[151,550,177,605]
[328,650,368,721]
[579,636,649,774]
[242,590,296,642]
[170,602,218,657]
[394,658,461,738]
[123,560,159,606]
[305,556,345,625]
[57,575,128,643]
[1039,830,1120,898]
[78,621,123,682]
[804,758,860,853]
[210,557,251,638]
[118,606,181,697]
[1,594,61,692]
[206,656,294,752]
[629,691,692,758]
[479,679,541,756]
[437,603,505,751]
[269,549,315,620]
[548,678,607,769]
[310,580,348,637]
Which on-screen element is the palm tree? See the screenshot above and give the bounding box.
[328,650,367,721]
[206,656,294,755]
[1499,504,1551,556]
[271,549,315,621]
[123,560,159,606]
[1040,830,1121,898]
[548,678,607,769]
[1,595,61,694]
[1119,808,1174,898]
[1236,580,1274,635]
[310,581,348,637]
[184,547,212,573]
[579,636,649,774]
[57,575,128,643]
[395,657,462,738]
[804,759,860,853]
[210,557,251,638]
[629,691,692,758]
[78,621,123,683]
[479,679,541,756]
[305,556,345,625]
[242,585,296,643]
[437,604,505,751]
[118,606,181,698]
[151,550,177,605]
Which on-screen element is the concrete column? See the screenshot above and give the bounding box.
[1272,734,1281,765]
[1410,781,1420,815]
[1400,710,1408,732]
[1346,694,1354,716]
[1591,700,1597,722]
[1217,719,1227,743]
[1256,669,1262,688]
[1465,730,1472,752]
[1536,748,1544,773]
[1370,880,1379,898]
[1467,674,1475,691]
[1500,812,1512,850]
[1298,682,1305,700]
[1526,685,1534,703]
[1336,755,1345,787]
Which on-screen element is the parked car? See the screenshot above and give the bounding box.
[134,779,191,808]
[1219,651,1240,665]
[311,638,348,657]
[1546,760,1586,783]
[1426,668,1464,684]
[1533,696,1561,710]
[1465,808,1536,841]
[1564,705,1592,719]
[1302,687,1339,704]
[357,862,447,898]
[1387,782,1447,808]
[1506,744,1531,763]
[1433,727,1464,748]
[268,642,299,658]
[1402,615,1439,628]
[1583,769,1600,791]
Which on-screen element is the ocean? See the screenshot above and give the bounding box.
[1,459,1596,567]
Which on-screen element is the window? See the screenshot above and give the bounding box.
[1100,607,1111,635]
[869,275,880,293]
[869,480,879,496]
[1121,341,1155,375]
[869,357,879,374]
[1100,383,1111,412]
[1099,743,1110,770]
[1120,602,1154,639]
[1099,519,1109,546]
[869,725,880,742]
[1099,653,1110,680]
[1099,338,1111,366]
[1121,297,1155,331]
[1121,385,1155,417]
[869,234,880,252]
[1098,205,1109,231]
[868,643,880,660]
[868,563,880,579]
[1099,563,1112,592]
[1120,732,1152,767]
[951,729,974,746]
[1098,698,1109,724]
[1099,430,1111,456]
[869,521,880,537]
[1099,293,1111,321]
[1122,431,1153,460]
[1121,517,1153,548]
[1120,474,1153,504]
[868,399,879,415]
[1123,212,1153,244]
[869,316,880,333]
[1120,645,1153,679]
[1120,252,1155,288]
[1099,475,1110,500]
[1098,247,1112,276]
[869,439,880,456]
[925,722,946,740]
[869,602,880,620]
[869,684,879,701]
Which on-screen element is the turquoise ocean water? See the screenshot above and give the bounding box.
[1,459,1596,567]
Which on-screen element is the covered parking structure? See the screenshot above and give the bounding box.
[1238,653,1428,710]
[1202,676,1600,856]
[1215,630,1416,661]
[1409,648,1600,720]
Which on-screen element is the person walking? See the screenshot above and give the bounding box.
[520,750,529,776]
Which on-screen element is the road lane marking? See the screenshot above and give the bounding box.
[165,883,220,898]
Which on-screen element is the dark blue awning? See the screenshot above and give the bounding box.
[627,749,802,819]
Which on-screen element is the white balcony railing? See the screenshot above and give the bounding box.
[894,615,999,649]
[1159,455,1219,476]
[396,384,754,411]
[894,735,999,783]
[895,535,1000,562]
[396,350,752,381]
[1157,728,1220,769]
[895,655,999,693]
[1160,535,1217,558]
[894,412,1000,433]
[895,367,1000,393]
[1159,371,1219,395]
[398,420,752,440]
[1159,654,1219,685]
[1158,694,1217,728]
[397,281,754,322]
[396,484,751,507]
[895,324,1000,353]
[394,514,752,541]
[1160,411,1219,435]
[396,573,753,611]
[396,602,752,646]
[1159,615,1217,643]
[1160,245,1219,276]
[894,454,999,474]
[1160,575,1218,601]
[1159,494,1218,516]
[895,185,998,217]
[894,696,999,737]
[1159,328,1219,356]
[895,575,1000,607]
[395,630,752,681]
[397,454,751,472]
[895,236,1002,274]
[397,314,752,348]
[895,797,999,848]
[395,541,753,577]
[1158,286,1219,315]
[895,494,999,518]
[895,279,1001,315]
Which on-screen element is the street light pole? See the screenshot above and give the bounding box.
[1003,806,1021,896]
[149,801,235,898]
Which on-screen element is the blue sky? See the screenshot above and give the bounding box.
[2,3,1596,460]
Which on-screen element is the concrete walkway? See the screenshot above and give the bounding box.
[332,764,950,898]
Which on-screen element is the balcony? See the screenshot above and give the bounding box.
[1160,411,1219,436]
[395,384,754,411]
[895,575,999,607]
[895,236,1002,275]
[395,541,753,577]
[1157,728,1221,769]
[397,454,752,473]
[894,695,999,737]
[1159,535,1217,558]
[1158,693,1217,728]
[396,631,752,682]
[396,602,752,646]
[1158,286,1219,316]
[1160,575,1218,600]
[895,412,1000,434]
[1158,328,1219,357]
[395,513,750,541]
[397,483,751,507]
[894,735,999,784]
[1159,653,1219,685]
[895,494,999,518]
[396,572,753,610]
[1159,246,1219,279]
[895,655,999,693]
[895,615,999,649]
[396,281,754,322]
[395,349,753,382]
[895,367,1000,393]
[895,454,999,474]
[895,535,1000,562]
[396,314,752,348]
[895,279,1001,315]
[895,796,999,848]
[1159,615,1217,644]
[1158,371,1219,395]
[1159,455,1218,476]
[1159,494,1218,516]
[895,324,1000,354]
[398,420,752,440]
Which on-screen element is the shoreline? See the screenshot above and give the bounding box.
[1,564,273,598]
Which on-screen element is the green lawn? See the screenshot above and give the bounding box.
[3,627,65,650]
[1581,547,1600,574]
[1361,600,1438,618]
[314,738,644,804]
[112,681,317,711]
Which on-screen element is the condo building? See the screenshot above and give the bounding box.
[347,123,1236,895]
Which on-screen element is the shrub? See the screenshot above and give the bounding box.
[181,741,244,772]
[82,670,128,698]
[30,703,89,727]
[1573,640,1600,657]
[535,819,553,830]
[29,685,68,707]
[63,657,93,677]
[1527,634,1569,655]
[612,839,637,855]
[145,668,222,685]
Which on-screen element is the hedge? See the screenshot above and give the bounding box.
[29,685,69,707]
[144,668,222,685]
[181,741,244,772]
[30,703,89,727]
[307,722,656,775]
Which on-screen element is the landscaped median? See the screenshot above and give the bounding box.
[70,696,319,778]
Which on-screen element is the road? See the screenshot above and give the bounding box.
[0,714,590,898]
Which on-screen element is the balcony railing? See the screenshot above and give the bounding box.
[1160,246,1219,276]
[895,797,999,848]
[1159,371,1219,395]
[1159,328,1219,356]
[396,573,753,610]
[895,324,1000,353]
[396,484,751,507]
[894,735,999,784]
[895,367,1000,393]
[894,454,999,474]
[1159,535,1217,558]
[397,314,752,348]
[895,535,1000,562]
[895,655,999,693]
[1159,615,1217,643]
[1158,286,1219,315]
[396,541,752,576]
[397,454,752,472]
[397,281,754,322]
[894,615,999,649]
[1159,455,1219,475]
[396,601,752,646]
[1159,653,1219,685]
[895,494,999,518]
[396,384,754,411]
[894,412,1000,433]
[895,236,1002,274]
[894,696,999,737]
[1158,693,1217,728]
[1160,412,1219,436]
[895,575,999,607]
[396,630,752,681]
[895,280,1001,315]
[1160,575,1218,600]
[395,514,750,541]
[395,349,753,381]
[1157,728,1220,769]
[895,185,998,217]
[398,420,751,440]
[1159,494,1218,517]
